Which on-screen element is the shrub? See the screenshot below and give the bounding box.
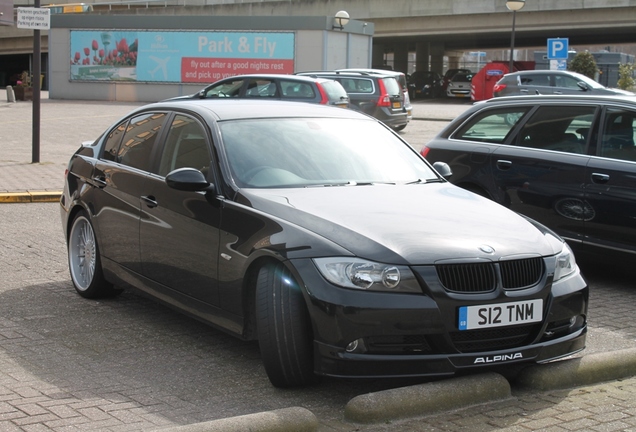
[617,63,635,91]
[568,52,598,80]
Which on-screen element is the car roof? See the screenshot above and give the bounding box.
[335,68,406,77]
[297,70,393,79]
[212,74,336,83]
[505,70,583,76]
[481,93,636,105]
[131,99,373,122]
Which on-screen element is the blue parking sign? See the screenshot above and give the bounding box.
[547,38,569,59]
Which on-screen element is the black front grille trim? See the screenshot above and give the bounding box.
[500,257,544,289]
[436,258,545,293]
[436,262,496,293]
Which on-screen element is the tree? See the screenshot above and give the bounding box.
[617,63,635,91]
[568,51,598,80]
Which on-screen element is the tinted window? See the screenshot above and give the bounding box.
[453,107,531,143]
[204,79,242,98]
[601,108,636,161]
[102,120,128,162]
[554,74,582,89]
[516,105,596,153]
[340,78,374,94]
[118,113,167,171]
[321,81,347,100]
[382,77,402,95]
[245,79,278,97]
[281,80,315,98]
[520,74,550,86]
[157,115,211,177]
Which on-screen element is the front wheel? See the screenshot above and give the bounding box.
[67,211,120,298]
[256,262,317,388]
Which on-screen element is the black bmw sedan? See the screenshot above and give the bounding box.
[60,99,588,387]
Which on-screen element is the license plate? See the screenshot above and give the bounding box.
[392,101,402,109]
[458,299,542,330]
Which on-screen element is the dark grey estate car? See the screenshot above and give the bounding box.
[296,70,409,131]
[493,70,633,98]
[422,94,636,257]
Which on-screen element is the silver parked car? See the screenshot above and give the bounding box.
[493,70,634,98]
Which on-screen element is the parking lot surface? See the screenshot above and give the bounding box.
[1,91,635,431]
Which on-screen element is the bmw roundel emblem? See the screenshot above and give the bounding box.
[479,245,495,254]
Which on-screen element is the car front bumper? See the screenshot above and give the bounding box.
[290,258,589,379]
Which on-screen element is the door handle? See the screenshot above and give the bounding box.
[496,160,512,170]
[91,176,107,188]
[141,195,158,208]
[591,173,610,184]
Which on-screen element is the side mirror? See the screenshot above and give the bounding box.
[165,167,214,192]
[577,81,590,91]
[432,161,453,179]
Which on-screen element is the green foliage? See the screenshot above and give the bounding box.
[568,52,598,80]
[617,63,635,91]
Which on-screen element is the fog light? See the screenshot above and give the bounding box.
[345,338,366,353]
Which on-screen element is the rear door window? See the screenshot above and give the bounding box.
[516,105,596,154]
[520,74,550,87]
[280,80,315,98]
[245,79,278,97]
[114,112,167,172]
[340,78,374,94]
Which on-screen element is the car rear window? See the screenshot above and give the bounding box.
[320,80,348,100]
[382,77,402,95]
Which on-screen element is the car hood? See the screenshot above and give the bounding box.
[237,183,563,264]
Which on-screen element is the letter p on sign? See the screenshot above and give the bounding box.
[547,38,568,60]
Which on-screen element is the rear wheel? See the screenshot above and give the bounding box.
[393,124,407,132]
[256,262,317,388]
[68,211,120,298]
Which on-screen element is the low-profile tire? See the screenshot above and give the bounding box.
[67,210,120,299]
[256,262,317,388]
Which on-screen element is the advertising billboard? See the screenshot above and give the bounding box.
[70,30,295,83]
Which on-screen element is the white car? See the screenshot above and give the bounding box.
[446,72,474,98]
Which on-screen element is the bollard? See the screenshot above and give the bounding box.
[6,85,16,103]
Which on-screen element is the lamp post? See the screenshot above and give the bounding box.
[506,0,525,72]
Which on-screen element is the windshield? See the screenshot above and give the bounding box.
[219,118,439,188]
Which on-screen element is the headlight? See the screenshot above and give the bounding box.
[313,257,422,293]
[554,243,577,281]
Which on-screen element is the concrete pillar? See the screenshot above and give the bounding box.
[447,56,460,70]
[415,42,429,72]
[430,43,445,75]
[393,43,408,74]
[372,44,386,69]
